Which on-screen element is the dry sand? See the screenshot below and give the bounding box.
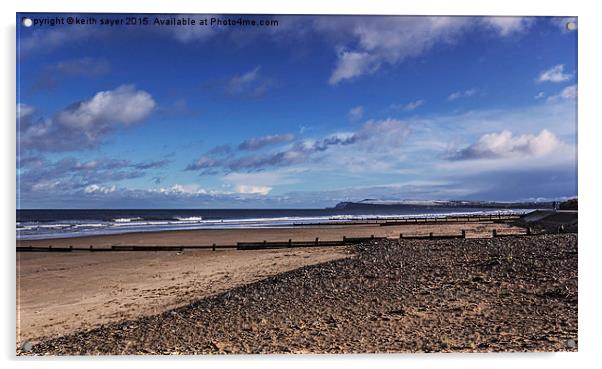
[17,246,351,343]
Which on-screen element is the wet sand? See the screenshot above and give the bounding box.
[17,221,524,248]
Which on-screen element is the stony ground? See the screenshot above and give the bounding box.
[21,234,578,355]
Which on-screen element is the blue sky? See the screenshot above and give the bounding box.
[17,14,577,208]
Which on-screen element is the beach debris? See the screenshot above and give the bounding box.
[21,341,33,352]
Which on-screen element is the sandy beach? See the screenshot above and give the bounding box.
[21,233,578,355]
[16,221,525,344]
[17,246,351,343]
[17,219,569,354]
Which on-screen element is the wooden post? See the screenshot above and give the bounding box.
[371,234,375,239]
[89,245,93,251]
[399,233,403,239]
[288,239,292,247]
[69,245,73,250]
[212,243,216,251]
[429,232,433,239]
[315,237,319,246]
[462,230,466,238]
[492,229,498,237]
[343,236,346,244]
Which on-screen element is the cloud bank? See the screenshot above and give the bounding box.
[19,85,156,152]
[186,118,410,173]
[448,129,563,160]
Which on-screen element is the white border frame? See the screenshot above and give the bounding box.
[3,1,599,368]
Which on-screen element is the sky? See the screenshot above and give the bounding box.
[16,14,578,209]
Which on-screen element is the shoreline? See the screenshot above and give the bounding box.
[16,221,525,248]
[16,211,527,241]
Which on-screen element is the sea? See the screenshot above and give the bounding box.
[16,206,538,240]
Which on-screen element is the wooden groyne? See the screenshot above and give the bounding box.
[16,228,535,253]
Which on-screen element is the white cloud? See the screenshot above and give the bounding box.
[325,16,533,85]
[224,66,271,99]
[329,50,376,85]
[481,17,535,36]
[449,129,564,160]
[186,118,411,173]
[31,179,63,192]
[84,184,117,194]
[232,66,259,85]
[547,84,577,102]
[20,85,155,152]
[327,17,471,85]
[357,118,411,148]
[348,105,364,121]
[56,85,155,131]
[559,85,577,99]
[390,99,425,111]
[226,66,259,92]
[238,133,295,150]
[154,184,208,195]
[220,170,300,195]
[534,91,546,100]
[537,64,573,83]
[151,182,273,197]
[223,171,296,186]
[235,184,272,195]
[448,88,478,101]
[19,27,97,55]
[17,103,35,119]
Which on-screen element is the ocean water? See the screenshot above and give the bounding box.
[17,207,533,240]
